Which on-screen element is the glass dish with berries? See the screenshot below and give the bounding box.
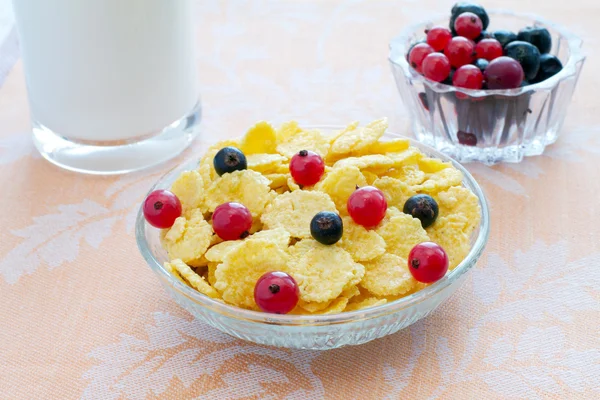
[136,120,489,350]
[389,3,585,164]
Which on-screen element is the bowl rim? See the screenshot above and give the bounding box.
[136,127,490,326]
[388,9,586,98]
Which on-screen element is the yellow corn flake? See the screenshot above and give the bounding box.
[427,215,471,270]
[367,138,410,154]
[214,239,290,309]
[436,186,481,235]
[163,209,213,266]
[170,170,206,216]
[275,187,288,194]
[373,176,417,210]
[418,157,452,173]
[326,121,360,146]
[387,147,423,167]
[386,164,426,186]
[339,216,386,262]
[286,176,302,191]
[198,162,216,191]
[360,253,416,296]
[333,154,394,175]
[240,121,277,154]
[276,128,330,159]
[345,297,387,312]
[412,168,463,194]
[377,212,429,259]
[275,120,303,144]
[207,262,219,286]
[265,173,289,189]
[166,259,221,299]
[298,299,333,313]
[341,285,361,299]
[315,165,367,212]
[246,153,287,174]
[329,118,388,157]
[287,240,365,303]
[205,227,291,262]
[316,297,349,314]
[205,169,274,217]
[261,191,336,238]
[362,171,378,185]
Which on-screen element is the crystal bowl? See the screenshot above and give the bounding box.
[389,10,585,165]
[136,129,490,350]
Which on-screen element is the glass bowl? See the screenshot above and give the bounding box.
[389,10,585,165]
[136,129,490,350]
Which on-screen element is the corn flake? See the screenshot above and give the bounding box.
[376,212,429,259]
[214,239,290,309]
[207,262,219,286]
[246,153,287,173]
[333,154,394,175]
[386,164,426,186]
[373,176,417,210]
[276,128,330,159]
[339,216,386,262]
[163,209,213,266]
[427,215,471,270]
[329,118,388,157]
[166,259,221,299]
[170,170,206,216]
[387,147,423,167]
[345,297,387,312]
[240,121,277,154]
[275,120,303,144]
[261,191,336,238]
[205,170,274,217]
[362,171,378,185]
[436,186,481,235]
[297,299,333,313]
[205,227,291,262]
[315,165,367,212]
[367,138,410,154]
[418,157,452,173]
[264,173,289,189]
[360,253,416,296]
[287,240,365,303]
[412,168,463,194]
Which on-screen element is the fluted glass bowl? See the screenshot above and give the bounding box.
[136,129,490,350]
[389,10,585,165]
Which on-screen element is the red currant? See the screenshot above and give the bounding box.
[454,12,483,40]
[408,43,434,73]
[408,242,449,283]
[212,202,252,240]
[143,190,182,229]
[426,26,452,51]
[444,37,475,69]
[475,38,503,61]
[457,131,478,146]
[254,271,299,314]
[422,53,451,82]
[484,56,524,89]
[347,186,387,227]
[452,64,484,90]
[289,150,325,186]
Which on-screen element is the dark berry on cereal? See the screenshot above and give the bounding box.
[403,194,439,228]
[310,211,343,245]
[213,146,247,176]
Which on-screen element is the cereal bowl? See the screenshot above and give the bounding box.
[136,128,489,350]
[389,10,585,165]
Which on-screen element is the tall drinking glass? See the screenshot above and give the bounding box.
[12,0,201,174]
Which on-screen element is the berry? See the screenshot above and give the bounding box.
[444,37,475,68]
[408,242,449,283]
[143,190,182,229]
[418,92,430,110]
[406,40,426,62]
[474,58,489,72]
[212,202,252,240]
[484,56,524,89]
[408,43,434,73]
[517,26,552,54]
[532,54,563,83]
[422,53,451,82]
[450,3,490,31]
[289,150,325,186]
[254,271,299,314]
[504,41,541,81]
[452,64,484,90]
[474,30,492,42]
[403,194,439,228]
[426,26,452,51]
[493,30,517,48]
[454,12,483,40]
[310,211,343,245]
[457,130,478,146]
[213,146,247,176]
[475,38,503,61]
[347,186,387,228]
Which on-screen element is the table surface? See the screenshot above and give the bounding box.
[1,1,599,399]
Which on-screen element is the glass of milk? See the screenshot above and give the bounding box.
[12,0,201,174]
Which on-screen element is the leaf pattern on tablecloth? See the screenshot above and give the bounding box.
[81,312,324,400]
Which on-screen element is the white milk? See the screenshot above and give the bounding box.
[13,0,198,142]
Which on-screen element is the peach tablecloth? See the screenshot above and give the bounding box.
[1,1,599,398]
